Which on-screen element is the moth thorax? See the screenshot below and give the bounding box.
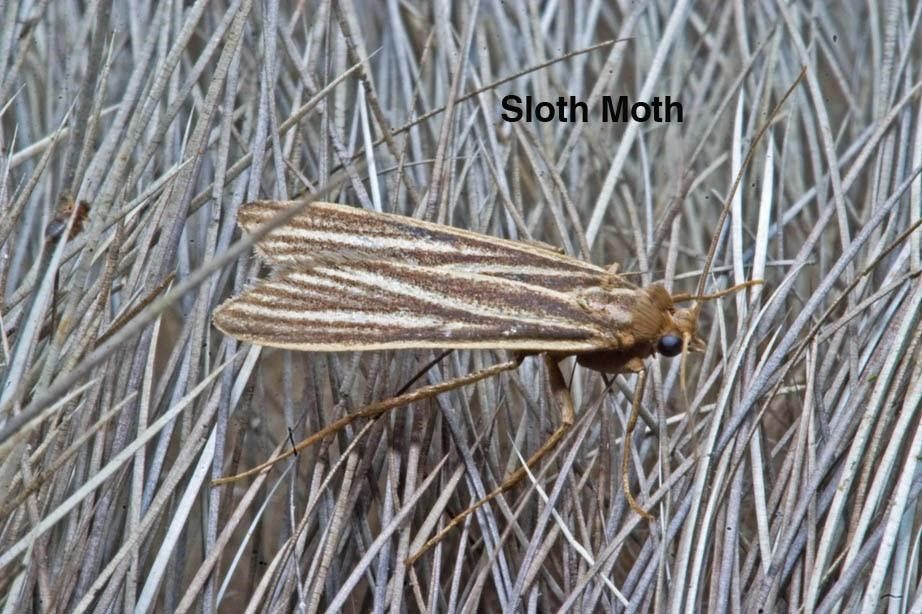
[642,283,674,311]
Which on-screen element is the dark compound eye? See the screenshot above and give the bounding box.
[657,334,683,357]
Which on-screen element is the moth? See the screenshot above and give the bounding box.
[214,200,705,370]
[213,199,754,559]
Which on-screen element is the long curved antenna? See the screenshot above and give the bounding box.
[671,280,763,304]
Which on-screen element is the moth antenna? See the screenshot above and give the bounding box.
[671,279,763,304]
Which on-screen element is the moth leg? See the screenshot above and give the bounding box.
[213,355,524,485]
[622,366,654,520]
[407,353,575,564]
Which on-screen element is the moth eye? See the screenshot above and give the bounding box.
[657,334,683,357]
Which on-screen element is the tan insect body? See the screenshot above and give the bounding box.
[213,200,701,371]
[212,199,759,556]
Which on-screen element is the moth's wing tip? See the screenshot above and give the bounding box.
[235,200,295,262]
[251,242,275,263]
[211,298,235,335]
[212,294,254,339]
[236,199,338,233]
[236,200,281,232]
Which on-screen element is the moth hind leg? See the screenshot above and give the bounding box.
[213,354,525,485]
[407,353,575,564]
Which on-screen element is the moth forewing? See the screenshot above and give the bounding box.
[234,200,614,292]
[214,200,663,355]
[213,259,620,352]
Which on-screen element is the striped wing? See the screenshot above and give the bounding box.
[237,200,623,293]
[213,260,622,352]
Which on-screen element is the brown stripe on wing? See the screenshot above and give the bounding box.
[213,260,619,352]
[236,200,612,293]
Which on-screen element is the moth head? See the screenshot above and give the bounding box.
[667,280,761,393]
[667,303,706,355]
[637,284,705,358]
